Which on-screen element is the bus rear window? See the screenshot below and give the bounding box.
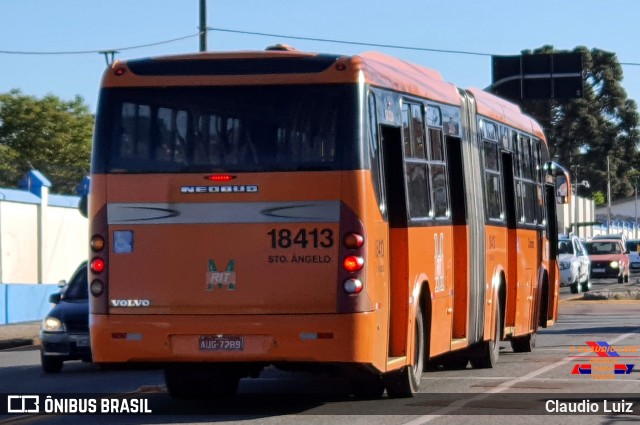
[93,85,359,173]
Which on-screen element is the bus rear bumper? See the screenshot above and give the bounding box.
[90,312,385,368]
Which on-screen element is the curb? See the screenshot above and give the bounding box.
[0,338,36,350]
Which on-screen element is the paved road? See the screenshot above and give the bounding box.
[0,300,639,424]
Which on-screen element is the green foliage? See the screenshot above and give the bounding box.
[0,90,93,194]
[592,191,606,206]
[519,46,640,203]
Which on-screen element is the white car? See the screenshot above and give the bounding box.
[626,239,640,273]
[558,235,591,294]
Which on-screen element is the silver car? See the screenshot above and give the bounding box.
[558,235,591,294]
[626,239,640,273]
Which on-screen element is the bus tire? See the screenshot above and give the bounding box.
[383,303,425,398]
[510,332,536,353]
[165,364,240,399]
[438,352,469,370]
[470,301,501,369]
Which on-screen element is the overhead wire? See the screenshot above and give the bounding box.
[0,32,203,55]
[0,26,639,68]
[207,27,493,57]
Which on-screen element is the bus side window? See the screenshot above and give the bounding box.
[429,127,449,218]
[368,93,386,217]
[402,102,431,220]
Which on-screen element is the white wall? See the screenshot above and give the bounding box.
[0,194,87,285]
[0,202,38,283]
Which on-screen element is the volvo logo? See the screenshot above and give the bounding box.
[110,299,151,307]
[181,185,258,194]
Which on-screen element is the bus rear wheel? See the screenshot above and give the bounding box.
[470,302,501,369]
[510,332,536,353]
[383,303,425,398]
[165,363,241,399]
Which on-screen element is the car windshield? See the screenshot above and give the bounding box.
[558,241,574,254]
[585,242,622,255]
[63,264,88,300]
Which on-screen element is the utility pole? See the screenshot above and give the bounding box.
[572,165,579,237]
[635,175,638,239]
[607,156,612,234]
[199,0,207,52]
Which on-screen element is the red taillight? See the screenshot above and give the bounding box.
[343,256,364,272]
[205,174,236,182]
[343,233,364,249]
[91,258,105,273]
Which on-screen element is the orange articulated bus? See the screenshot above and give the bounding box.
[87,46,571,398]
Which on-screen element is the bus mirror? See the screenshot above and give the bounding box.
[78,194,88,218]
[555,175,569,204]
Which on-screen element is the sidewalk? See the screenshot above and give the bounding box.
[0,321,40,350]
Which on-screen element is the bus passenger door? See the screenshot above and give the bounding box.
[446,136,468,343]
[379,124,410,359]
[501,151,518,331]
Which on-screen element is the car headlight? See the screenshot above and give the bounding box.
[610,261,620,269]
[559,262,571,270]
[41,317,65,332]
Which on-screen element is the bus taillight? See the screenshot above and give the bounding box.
[91,258,105,274]
[90,279,104,296]
[91,235,105,252]
[343,278,363,294]
[343,233,364,249]
[343,256,364,272]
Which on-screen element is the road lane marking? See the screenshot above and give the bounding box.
[401,327,640,425]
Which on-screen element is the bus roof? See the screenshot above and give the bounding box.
[467,87,545,140]
[105,48,461,105]
[104,48,541,138]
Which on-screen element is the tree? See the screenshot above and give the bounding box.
[519,46,640,202]
[0,90,93,194]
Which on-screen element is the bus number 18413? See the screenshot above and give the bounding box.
[267,228,334,249]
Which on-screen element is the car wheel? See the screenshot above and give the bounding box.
[41,354,63,373]
[581,277,591,292]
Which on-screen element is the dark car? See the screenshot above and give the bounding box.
[40,261,90,373]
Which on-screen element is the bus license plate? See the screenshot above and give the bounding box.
[199,336,244,351]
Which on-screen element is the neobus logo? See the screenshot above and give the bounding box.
[181,185,258,194]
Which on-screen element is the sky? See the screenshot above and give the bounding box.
[1,0,640,114]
